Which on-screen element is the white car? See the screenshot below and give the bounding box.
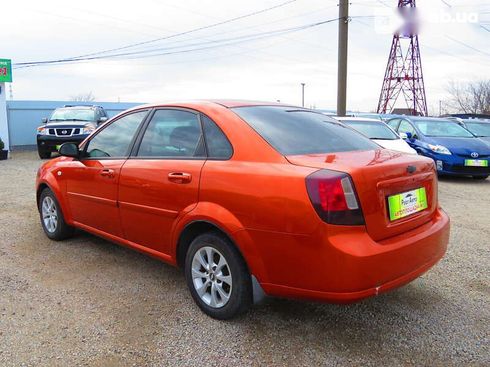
[335,117,417,155]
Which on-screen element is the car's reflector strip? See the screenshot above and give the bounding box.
[340,177,359,210]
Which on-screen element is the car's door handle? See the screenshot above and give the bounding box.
[168,172,192,184]
[100,169,115,178]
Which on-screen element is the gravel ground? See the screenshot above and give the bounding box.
[0,151,488,366]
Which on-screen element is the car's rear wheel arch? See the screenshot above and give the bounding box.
[176,220,248,272]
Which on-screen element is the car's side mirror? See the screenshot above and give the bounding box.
[42,118,48,123]
[59,143,79,158]
[97,117,108,125]
[404,132,413,140]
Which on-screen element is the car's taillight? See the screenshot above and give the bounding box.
[306,169,365,225]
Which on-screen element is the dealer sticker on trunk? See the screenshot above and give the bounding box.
[388,188,428,221]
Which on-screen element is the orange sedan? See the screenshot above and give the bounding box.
[36,101,450,319]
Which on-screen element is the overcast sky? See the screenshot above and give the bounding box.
[2,0,489,113]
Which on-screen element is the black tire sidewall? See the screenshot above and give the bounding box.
[38,149,51,159]
[39,188,73,240]
[184,232,252,320]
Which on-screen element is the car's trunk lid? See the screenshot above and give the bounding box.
[287,149,438,241]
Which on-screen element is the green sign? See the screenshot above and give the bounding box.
[465,159,488,167]
[388,187,428,221]
[0,59,12,83]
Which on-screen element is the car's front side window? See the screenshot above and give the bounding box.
[84,110,148,158]
[465,122,490,137]
[398,120,417,136]
[137,109,204,158]
[387,119,400,131]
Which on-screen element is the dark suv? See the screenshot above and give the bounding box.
[36,105,108,159]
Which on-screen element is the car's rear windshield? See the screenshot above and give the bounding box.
[413,120,474,138]
[342,120,398,140]
[232,106,378,155]
[50,108,96,122]
[463,122,490,137]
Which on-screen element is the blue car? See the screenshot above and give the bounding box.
[458,119,490,145]
[387,116,490,179]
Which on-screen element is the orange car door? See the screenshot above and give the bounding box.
[64,110,149,237]
[118,109,206,255]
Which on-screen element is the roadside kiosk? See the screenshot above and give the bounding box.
[0,58,12,157]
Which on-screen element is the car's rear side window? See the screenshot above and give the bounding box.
[232,106,378,155]
[137,109,205,158]
[201,115,233,159]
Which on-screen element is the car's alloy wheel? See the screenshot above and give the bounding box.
[39,188,74,241]
[191,246,233,308]
[42,196,58,233]
[185,232,252,319]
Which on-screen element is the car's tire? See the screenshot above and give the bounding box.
[472,175,488,180]
[184,232,252,319]
[39,188,74,240]
[38,149,51,159]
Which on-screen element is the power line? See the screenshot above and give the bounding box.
[440,0,452,8]
[142,4,339,53]
[421,43,489,67]
[480,24,490,33]
[14,18,340,69]
[375,0,391,9]
[63,0,299,60]
[445,35,490,57]
[61,1,333,72]
[15,2,342,70]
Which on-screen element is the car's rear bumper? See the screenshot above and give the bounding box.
[37,135,88,152]
[261,253,443,303]
[244,208,450,303]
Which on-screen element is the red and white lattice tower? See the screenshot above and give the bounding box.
[377,0,428,116]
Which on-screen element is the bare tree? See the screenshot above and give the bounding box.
[70,91,96,102]
[446,80,490,114]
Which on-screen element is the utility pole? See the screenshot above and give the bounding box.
[301,83,305,107]
[337,0,349,116]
